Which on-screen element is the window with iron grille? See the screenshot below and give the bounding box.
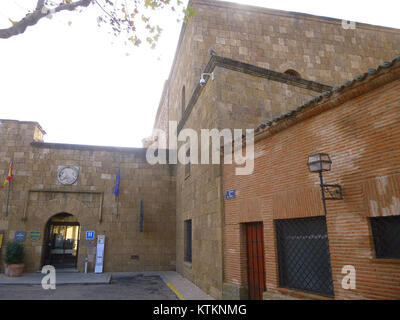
[184,219,192,263]
[275,216,334,297]
[370,216,400,259]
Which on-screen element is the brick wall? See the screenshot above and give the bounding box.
[222,69,400,299]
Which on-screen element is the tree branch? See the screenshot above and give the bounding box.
[36,0,46,11]
[0,0,92,39]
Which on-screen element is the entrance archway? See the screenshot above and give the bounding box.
[42,213,80,269]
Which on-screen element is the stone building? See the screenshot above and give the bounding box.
[0,0,399,300]
[0,121,176,273]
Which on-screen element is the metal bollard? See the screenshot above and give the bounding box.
[84,255,88,274]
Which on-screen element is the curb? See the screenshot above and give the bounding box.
[158,274,185,300]
[166,282,186,300]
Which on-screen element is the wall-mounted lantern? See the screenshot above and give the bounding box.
[307,153,343,215]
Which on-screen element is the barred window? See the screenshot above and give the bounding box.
[275,216,334,297]
[370,216,400,259]
[184,220,192,263]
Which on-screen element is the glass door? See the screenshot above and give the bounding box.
[49,223,80,268]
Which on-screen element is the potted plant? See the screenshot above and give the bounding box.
[3,242,25,277]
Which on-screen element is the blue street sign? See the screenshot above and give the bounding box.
[225,190,236,200]
[86,231,95,240]
[14,231,26,242]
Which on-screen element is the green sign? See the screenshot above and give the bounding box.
[30,231,41,241]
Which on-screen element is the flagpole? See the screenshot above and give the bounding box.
[114,167,120,218]
[116,195,119,217]
[5,179,10,217]
[4,160,13,217]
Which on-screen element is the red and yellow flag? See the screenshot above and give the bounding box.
[1,161,13,188]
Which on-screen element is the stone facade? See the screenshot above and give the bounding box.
[0,120,176,273]
[156,0,400,133]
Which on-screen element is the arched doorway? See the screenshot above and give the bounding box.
[42,213,80,269]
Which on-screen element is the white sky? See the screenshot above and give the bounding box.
[0,0,399,148]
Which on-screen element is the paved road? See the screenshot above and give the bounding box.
[0,275,178,300]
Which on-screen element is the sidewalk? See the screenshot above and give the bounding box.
[0,271,213,300]
[111,271,214,300]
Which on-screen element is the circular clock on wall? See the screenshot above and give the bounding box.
[57,166,79,185]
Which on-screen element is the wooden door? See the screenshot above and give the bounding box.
[246,222,266,300]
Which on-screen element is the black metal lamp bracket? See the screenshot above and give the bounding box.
[318,172,343,215]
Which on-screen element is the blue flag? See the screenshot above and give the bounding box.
[113,168,120,197]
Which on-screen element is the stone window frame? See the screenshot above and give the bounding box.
[184,219,192,263]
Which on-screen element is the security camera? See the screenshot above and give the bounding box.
[200,72,215,86]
